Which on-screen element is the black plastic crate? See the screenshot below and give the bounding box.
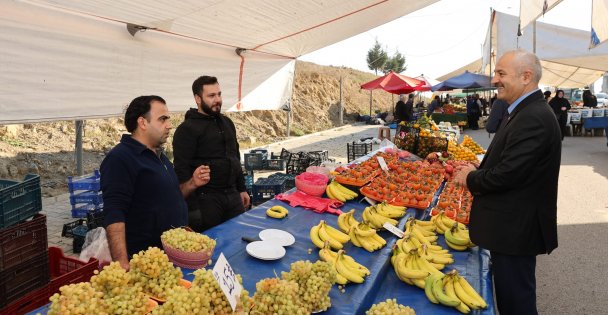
[252,178,286,204]
[0,214,47,272]
[286,152,310,175]
[86,211,105,230]
[347,142,372,162]
[0,174,42,229]
[0,251,49,308]
[268,173,296,190]
[71,203,103,218]
[249,149,269,159]
[244,153,266,171]
[264,159,286,171]
[61,219,87,238]
[67,170,101,193]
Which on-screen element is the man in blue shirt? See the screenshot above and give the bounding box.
[101,95,210,270]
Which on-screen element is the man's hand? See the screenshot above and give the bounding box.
[240,191,251,209]
[106,222,129,271]
[191,165,210,187]
[454,163,477,189]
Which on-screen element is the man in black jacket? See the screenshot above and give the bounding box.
[173,76,250,232]
[454,50,561,315]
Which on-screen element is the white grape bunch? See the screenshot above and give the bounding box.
[250,278,308,315]
[191,268,253,313]
[281,260,337,312]
[150,286,212,315]
[48,282,109,315]
[366,299,416,315]
[161,228,216,252]
[129,247,183,299]
[90,261,149,314]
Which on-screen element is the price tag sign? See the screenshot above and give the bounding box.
[364,197,377,206]
[383,222,404,238]
[212,253,242,311]
[376,156,389,172]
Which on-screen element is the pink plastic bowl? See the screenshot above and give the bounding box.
[295,172,328,197]
[161,240,214,269]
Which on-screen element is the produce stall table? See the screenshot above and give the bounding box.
[431,113,468,126]
[582,117,608,136]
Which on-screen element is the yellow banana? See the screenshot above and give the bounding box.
[327,183,346,202]
[370,233,386,247]
[353,223,376,237]
[382,202,406,212]
[433,214,448,234]
[445,276,471,314]
[266,205,288,219]
[432,275,461,307]
[424,273,440,304]
[453,276,483,310]
[446,240,469,251]
[337,212,351,233]
[318,221,343,250]
[335,250,364,283]
[342,257,370,277]
[394,255,413,285]
[415,219,436,227]
[412,228,432,246]
[440,213,467,230]
[430,262,446,270]
[358,235,378,252]
[310,225,325,249]
[416,251,444,277]
[332,181,357,199]
[347,210,360,226]
[457,275,488,309]
[324,222,350,243]
[445,226,470,246]
[348,226,362,247]
[376,202,405,218]
[325,184,338,200]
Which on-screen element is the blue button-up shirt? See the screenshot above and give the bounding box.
[508,89,540,115]
[101,134,188,257]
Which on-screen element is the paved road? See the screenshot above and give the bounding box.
[44,123,608,313]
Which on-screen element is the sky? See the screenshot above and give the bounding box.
[300,0,594,83]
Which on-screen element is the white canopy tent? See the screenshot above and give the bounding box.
[0,0,438,124]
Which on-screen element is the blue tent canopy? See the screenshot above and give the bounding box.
[431,71,492,91]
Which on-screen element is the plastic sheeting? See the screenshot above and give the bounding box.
[518,0,563,31]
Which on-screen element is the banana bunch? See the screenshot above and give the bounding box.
[431,211,467,235]
[424,270,487,314]
[375,202,407,219]
[404,218,439,244]
[444,224,475,251]
[337,209,360,233]
[394,234,453,271]
[265,205,288,219]
[391,248,442,289]
[319,243,369,285]
[310,220,350,250]
[362,206,398,229]
[326,181,358,202]
[348,222,386,252]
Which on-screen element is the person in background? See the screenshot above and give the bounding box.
[173,76,250,232]
[490,93,497,110]
[466,94,481,130]
[485,98,509,134]
[427,95,441,116]
[543,90,552,103]
[405,93,415,121]
[454,49,561,315]
[101,95,210,269]
[549,90,571,140]
[582,90,597,108]
[394,94,407,124]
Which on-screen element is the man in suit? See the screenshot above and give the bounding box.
[454,49,561,315]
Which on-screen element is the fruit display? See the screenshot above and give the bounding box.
[447,140,478,162]
[424,270,488,314]
[318,243,370,285]
[281,260,337,312]
[337,209,360,233]
[150,286,211,315]
[161,228,216,253]
[434,163,474,224]
[391,248,442,289]
[129,247,184,300]
[250,278,308,314]
[310,220,351,250]
[191,268,253,312]
[416,135,448,159]
[430,211,467,234]
[48,282,109,315]
[348,222,387,252]
[326,180,359,202]
[91,262,149,315]
[461,135,486,154]
[362,205,398,229]
[366,299,416,315]
[266,205,289,219]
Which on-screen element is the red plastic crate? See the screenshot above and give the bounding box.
[0,247,98,315]
[0,251,49,309]
[0,214,47,272]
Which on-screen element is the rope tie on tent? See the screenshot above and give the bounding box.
[235,48,247,110]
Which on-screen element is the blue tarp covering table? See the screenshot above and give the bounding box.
[583,116,608,129]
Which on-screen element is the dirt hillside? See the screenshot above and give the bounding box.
[0,61,396,197]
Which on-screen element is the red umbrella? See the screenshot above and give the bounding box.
[360,71,425,95]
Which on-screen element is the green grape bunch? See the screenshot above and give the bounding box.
[48,282,109,315]
[191,268,254,314]
[90,261,131,296]
[161,228,216,252]
[281,260,337,313]
[129,247,183,299]
[151,286,212,315]
[250,278,308,315]
[366,299,416,315]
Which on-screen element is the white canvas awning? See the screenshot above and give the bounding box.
[0,0,438,124]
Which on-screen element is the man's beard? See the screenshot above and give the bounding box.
[200,100,221,116]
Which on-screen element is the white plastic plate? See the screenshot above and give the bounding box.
[259,229,296,247]
[246,241,286,260]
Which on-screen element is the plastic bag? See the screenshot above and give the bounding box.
[379,138,397,149]
[79,227,111,264]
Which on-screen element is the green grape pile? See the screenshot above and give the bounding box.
[366,299,416,315]
[281,260,337,312]
[90,262,149,314]
[250,278,308,315]
[161,228,216,252]
[129,247,183,299]
[48,282,109,315]
[150,286,212,315]
[191,268,254,313]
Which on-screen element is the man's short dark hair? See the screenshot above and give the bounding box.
[124,95,166,133]
[192,76,218,96]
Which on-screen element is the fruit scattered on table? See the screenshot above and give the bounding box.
[266,205,289,219]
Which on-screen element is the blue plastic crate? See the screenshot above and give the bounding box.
[252,178,286,204]
[245,174,254,191]
[0,174,42,229]
[71,204,103,218]
[67,170,100,193]
[69,191,103,206]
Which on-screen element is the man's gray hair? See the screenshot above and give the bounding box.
[510,49,542,83]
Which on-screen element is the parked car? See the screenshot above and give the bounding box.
[595,92,608,106]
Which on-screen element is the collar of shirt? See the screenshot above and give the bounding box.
[120,134,164,156]
[507,88,540,115]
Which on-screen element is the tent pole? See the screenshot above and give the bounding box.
[369,90,373,116]
[339,76,343,125]
[75,120,83,176]
[533,20,537,53]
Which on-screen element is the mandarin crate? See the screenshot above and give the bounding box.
[0,251,49,309]
[67,170,100,193]
[0,247,98,315]
[0,174,42,229]
[0,214,47,272]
